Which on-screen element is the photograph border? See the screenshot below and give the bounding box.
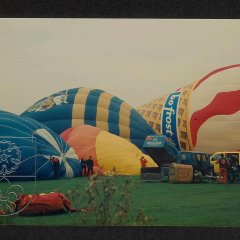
[0,1,239,239]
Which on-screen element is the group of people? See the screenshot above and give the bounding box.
[216,153,239,184]
[80,156,94,176]
[50,155,94,178]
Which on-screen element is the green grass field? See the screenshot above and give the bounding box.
[1,176,240,226]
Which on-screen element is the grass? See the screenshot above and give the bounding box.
[1,176,240,226]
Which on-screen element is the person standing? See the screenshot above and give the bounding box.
[216,154,230,184]
[81,158,87,176]
[86,156,94,176]
[140,156,148,168]
[50,156,60,179]
[228,155,238,183]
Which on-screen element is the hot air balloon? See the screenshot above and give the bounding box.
[137,64,240,153]
[0,111,81,181]
[61,125,157,175]
[21,88,156,149]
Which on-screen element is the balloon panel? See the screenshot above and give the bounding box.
[0,111,81,180]
[61,125,157,175]
[21,87,156,149]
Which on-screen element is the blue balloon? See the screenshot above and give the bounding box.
[0,111,81,181]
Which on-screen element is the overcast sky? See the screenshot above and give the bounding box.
[1,19,240,114]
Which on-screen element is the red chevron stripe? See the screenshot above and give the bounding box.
[190,90,240,147]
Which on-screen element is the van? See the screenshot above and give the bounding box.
[178,151,213,176]
[210,152,240,175]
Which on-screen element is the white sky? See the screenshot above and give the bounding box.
[0,19,240,114]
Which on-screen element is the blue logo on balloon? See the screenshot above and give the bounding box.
[161,92,181,150]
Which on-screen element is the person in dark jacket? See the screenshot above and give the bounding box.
[81,158,87,176]
[228,155,238,183]
[86,156,94,176]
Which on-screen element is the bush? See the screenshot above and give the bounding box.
[66,175,154,226]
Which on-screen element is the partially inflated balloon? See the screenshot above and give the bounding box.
[61,125,157,175]
[0,111,81,180]
[137,65,240,153]
[21,88,156,149]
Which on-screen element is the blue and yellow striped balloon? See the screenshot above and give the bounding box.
[21,88,156,148]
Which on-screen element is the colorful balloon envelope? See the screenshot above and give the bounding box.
[21,88,156,149]
[61,125,157,175]
[0,111,81,181]
[137,64,240,153]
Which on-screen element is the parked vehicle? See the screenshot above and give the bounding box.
[178,151,213,176]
